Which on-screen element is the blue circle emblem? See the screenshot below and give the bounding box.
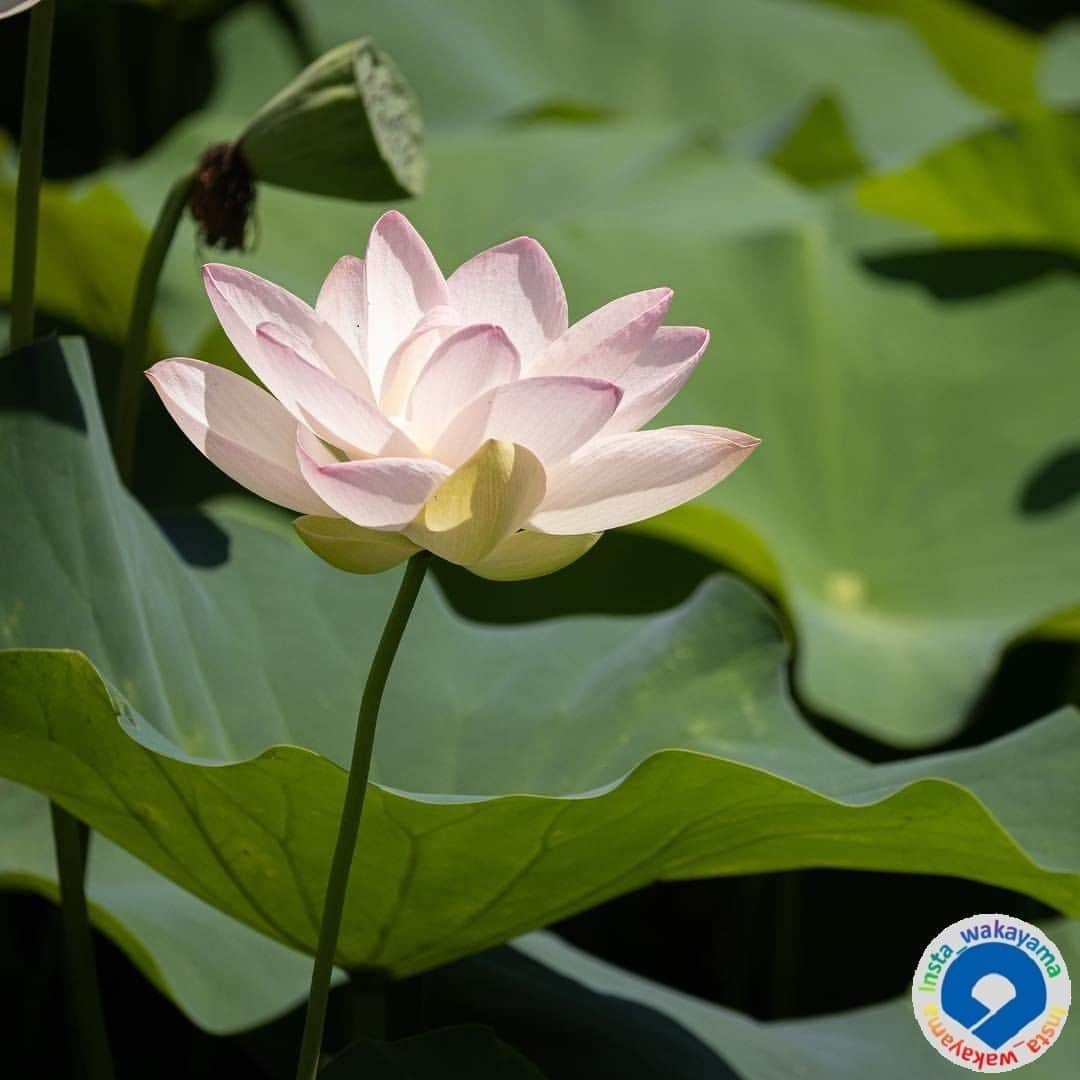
[913,914,1070,1072]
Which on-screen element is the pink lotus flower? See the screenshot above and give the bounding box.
[149,212,758,580]
[0,1,43,17]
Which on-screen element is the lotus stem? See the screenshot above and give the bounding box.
[295,551,431,1080]
[9,0,55,351]
[112,169,195,486]
[50,804,115,1080]
[11,8,115,1076]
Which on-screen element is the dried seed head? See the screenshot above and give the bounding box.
[189,143,256,252]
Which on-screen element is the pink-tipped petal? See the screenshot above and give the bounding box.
[447,236,568,364]
[316,255,367,365]
[365,211,449,388]
[407,324,521,448]
[431,376,622,468]
[296,424,339,467]
[530,287,672,380]
[379,307,460,416]
[254,324,416,457]
[297,435,450,530]
[530,425,760,534]
[204,263,372,401]
[147,358,330,515]
[605,326,709,435]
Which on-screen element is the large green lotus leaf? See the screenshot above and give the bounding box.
[0,782,329,1034]
[823,0,1041,114]
[507,927,1080,1079]
[631,506,785,599]
[857,111,1080,251]
[4,341,1080,1004]
[542,226,1080,744]
[771,0,1043,186]
[297,0,990,167]
[23,643,1080,968]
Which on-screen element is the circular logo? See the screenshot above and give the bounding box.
[913,914,1071,1072]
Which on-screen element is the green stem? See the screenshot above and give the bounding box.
[112,169,195,486]
[11,8,114,1074]
[50,805,115,1080]
[9,0,56,351]
[295,552,431,1080]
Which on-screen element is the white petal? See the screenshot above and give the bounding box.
[378,307,460,416]
[468,529,602,581]
[365,211,449,389]
[147,358,329,515]
[447,236,568,364]
[530,425,760,533]
[407,324,521,449]
[431,376,622,468]
[204,263,373,401]
[255,324,417,457]
[316,255,367,366]
[530,287,672,379]
[297,436,450,530]
[605,326,709,435]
